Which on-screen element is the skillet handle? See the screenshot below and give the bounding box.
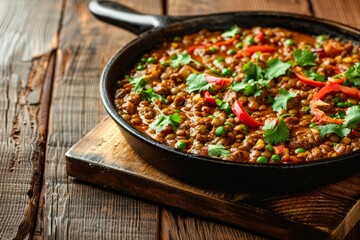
[89,0,184,35]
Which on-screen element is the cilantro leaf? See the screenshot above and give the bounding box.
[171,52,193,68]
[272,88,297,113]
[304,70,326,82]
[231,80,262,96]
[343,62,360,86]
[293,49,317,67]
[150,113,182,132]
[318,124,351,137]
[243,62,263,81]
[215,98,231,113]
[186,73,213,93]
[140,87,167,103]
[221,25,240,39]
[344,105,360,128]
[265,58,291,80]
[263,118,290,144]
[129,76,146,93]
[208,144,230,158]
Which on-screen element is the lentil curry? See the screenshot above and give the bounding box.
[115,26,360,163]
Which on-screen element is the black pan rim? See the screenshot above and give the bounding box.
[100,11,360,172]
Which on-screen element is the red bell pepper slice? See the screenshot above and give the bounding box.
[187,38,235,54]
[237,45,276,58]
[294,71,326,87]
[205,75,233,88]
[202,91,217,106]
[162,125,173,135]
[274,145,285,154]
[254,31,264,42]
[309,101,344,124]
[231,100,263,128]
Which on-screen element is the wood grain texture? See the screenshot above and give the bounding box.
[66,117,360,240]
[0,0,62,239]
[166,0,310,15]
[312,0,360,28]
[42,0,162,239]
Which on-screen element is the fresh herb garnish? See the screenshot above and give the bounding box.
[332,109,346,119]
[303,70,326,82]
[140,87,167,103]
[129,76,147,93]
[318,123,351,137]
[215,97,231,113]
[150,113,182,132]
[344,105,360,128]
[293,49,317,67]
[272,88,297,113]
[243,62,263,81]
[262,114,292,145]
[221,25,240,39]
[231,80,263,97]
[343,62,360,86]
[170,52,193,68]
[186,73,213,93]
[265,58,292,80]
[208,144,230,157]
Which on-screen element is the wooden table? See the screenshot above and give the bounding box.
[0,0,359,239]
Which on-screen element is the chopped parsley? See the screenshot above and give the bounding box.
[208,144,230,158]
[272,88,297,113]
[293,49,317,67]
[304,70,326,82]
[243,62,263,81]
[344,105,360,128]
[221,25,240,39]
[265,58,292,80]
[343,62,360,86]
[140,87,167,103]
[129,76,146,93]
[231,79,262,97]
[318,124,351,138]
[215,97,231,113]
[150,113,182,132]
[186,73,213,93]
[262,114,291,145]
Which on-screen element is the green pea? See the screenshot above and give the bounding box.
[116,80,122,87]
[215,126,226,136]
[345,101,352,107]
[302,106,310,113]
[140,57,147,63]
[208,115,215,119]
[265,144,274,152]
[176,141,186,150]
[232,72,238,77]
[216,56,225,62]
[160,60,169,66]
[317,35,328,43]
[173,36,181,41]
[295,148,306,154]
[222,68,232,76]
[271,154,281,162]
[285,39,295,46]
[242,125,248,131]
[309,122,317,128]
[235,42,243,49]
[225,122,233,127]
[146,57,157,63]
[209,46,218,53]
[336,102,345,108]
[227,49,236,55]
[246,37,255,44]
[256,156,268,163]
[228,113,235,118]
[136,65,145,70]
[332,97,339,103]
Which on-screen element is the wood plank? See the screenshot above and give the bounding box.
[0,0,62,239]
[42,0,162,239]
[312,0,360,28]
[166,0,310,16]
[66,117,360,240]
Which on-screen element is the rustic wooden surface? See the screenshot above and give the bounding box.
[0,0,359,239]
[66,117,360,240]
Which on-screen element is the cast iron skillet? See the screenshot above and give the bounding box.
[90,0,360,192]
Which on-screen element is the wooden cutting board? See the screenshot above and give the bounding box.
[65,117,360,240]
